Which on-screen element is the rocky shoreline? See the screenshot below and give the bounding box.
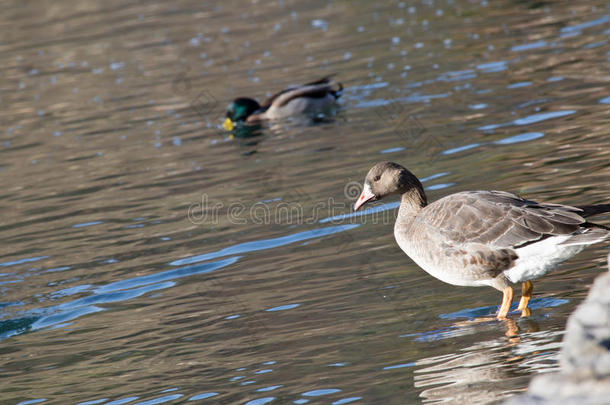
[506,255,610,405]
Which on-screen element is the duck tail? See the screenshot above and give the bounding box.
[560,226,609,246]
[331,82,344,99]
[579,204,610,218]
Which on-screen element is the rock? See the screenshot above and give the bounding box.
[506,255,610,405]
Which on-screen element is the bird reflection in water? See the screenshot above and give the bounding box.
[226,113,341,156]
[407,316,562,404]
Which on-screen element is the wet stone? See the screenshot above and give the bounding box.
[506,261,610,405]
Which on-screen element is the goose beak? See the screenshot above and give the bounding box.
[223,118,235,131]
[353,184,376,211]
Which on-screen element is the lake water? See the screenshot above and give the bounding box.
[1,1,609,404]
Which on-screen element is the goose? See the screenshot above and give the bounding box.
[353,161,610,318]
[223,77,342,131]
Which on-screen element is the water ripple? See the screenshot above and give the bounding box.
[265,304,300,312]
[0,255,50,267]
[511,41,547,52]
[560,15,610,34]
[302,389,342,397]
[244,398,274,405]
[382,362,416,370]
[494,132,544,145]
[479,110,576,131]
[170,225,358,267]
[0,257,239,339]
[132,394,184,405]
[332,398,362,405]
[188,392,218,401]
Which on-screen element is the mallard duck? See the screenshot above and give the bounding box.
[223,77,343,130]
[354,162,610,319]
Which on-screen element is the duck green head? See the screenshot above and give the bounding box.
[223,98,261,131]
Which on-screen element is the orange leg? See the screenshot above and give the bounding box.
[497,286,514,319]
[518,280,533,317]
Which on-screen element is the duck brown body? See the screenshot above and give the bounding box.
[223,77,342,129]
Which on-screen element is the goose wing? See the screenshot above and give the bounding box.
[417,190,585,250]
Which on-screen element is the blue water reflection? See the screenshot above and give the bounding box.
[0,257,239,339]
[170,225,358,267]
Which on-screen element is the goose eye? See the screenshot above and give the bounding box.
[373,175,381,182]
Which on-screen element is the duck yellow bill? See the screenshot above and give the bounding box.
[222,118,234,131]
